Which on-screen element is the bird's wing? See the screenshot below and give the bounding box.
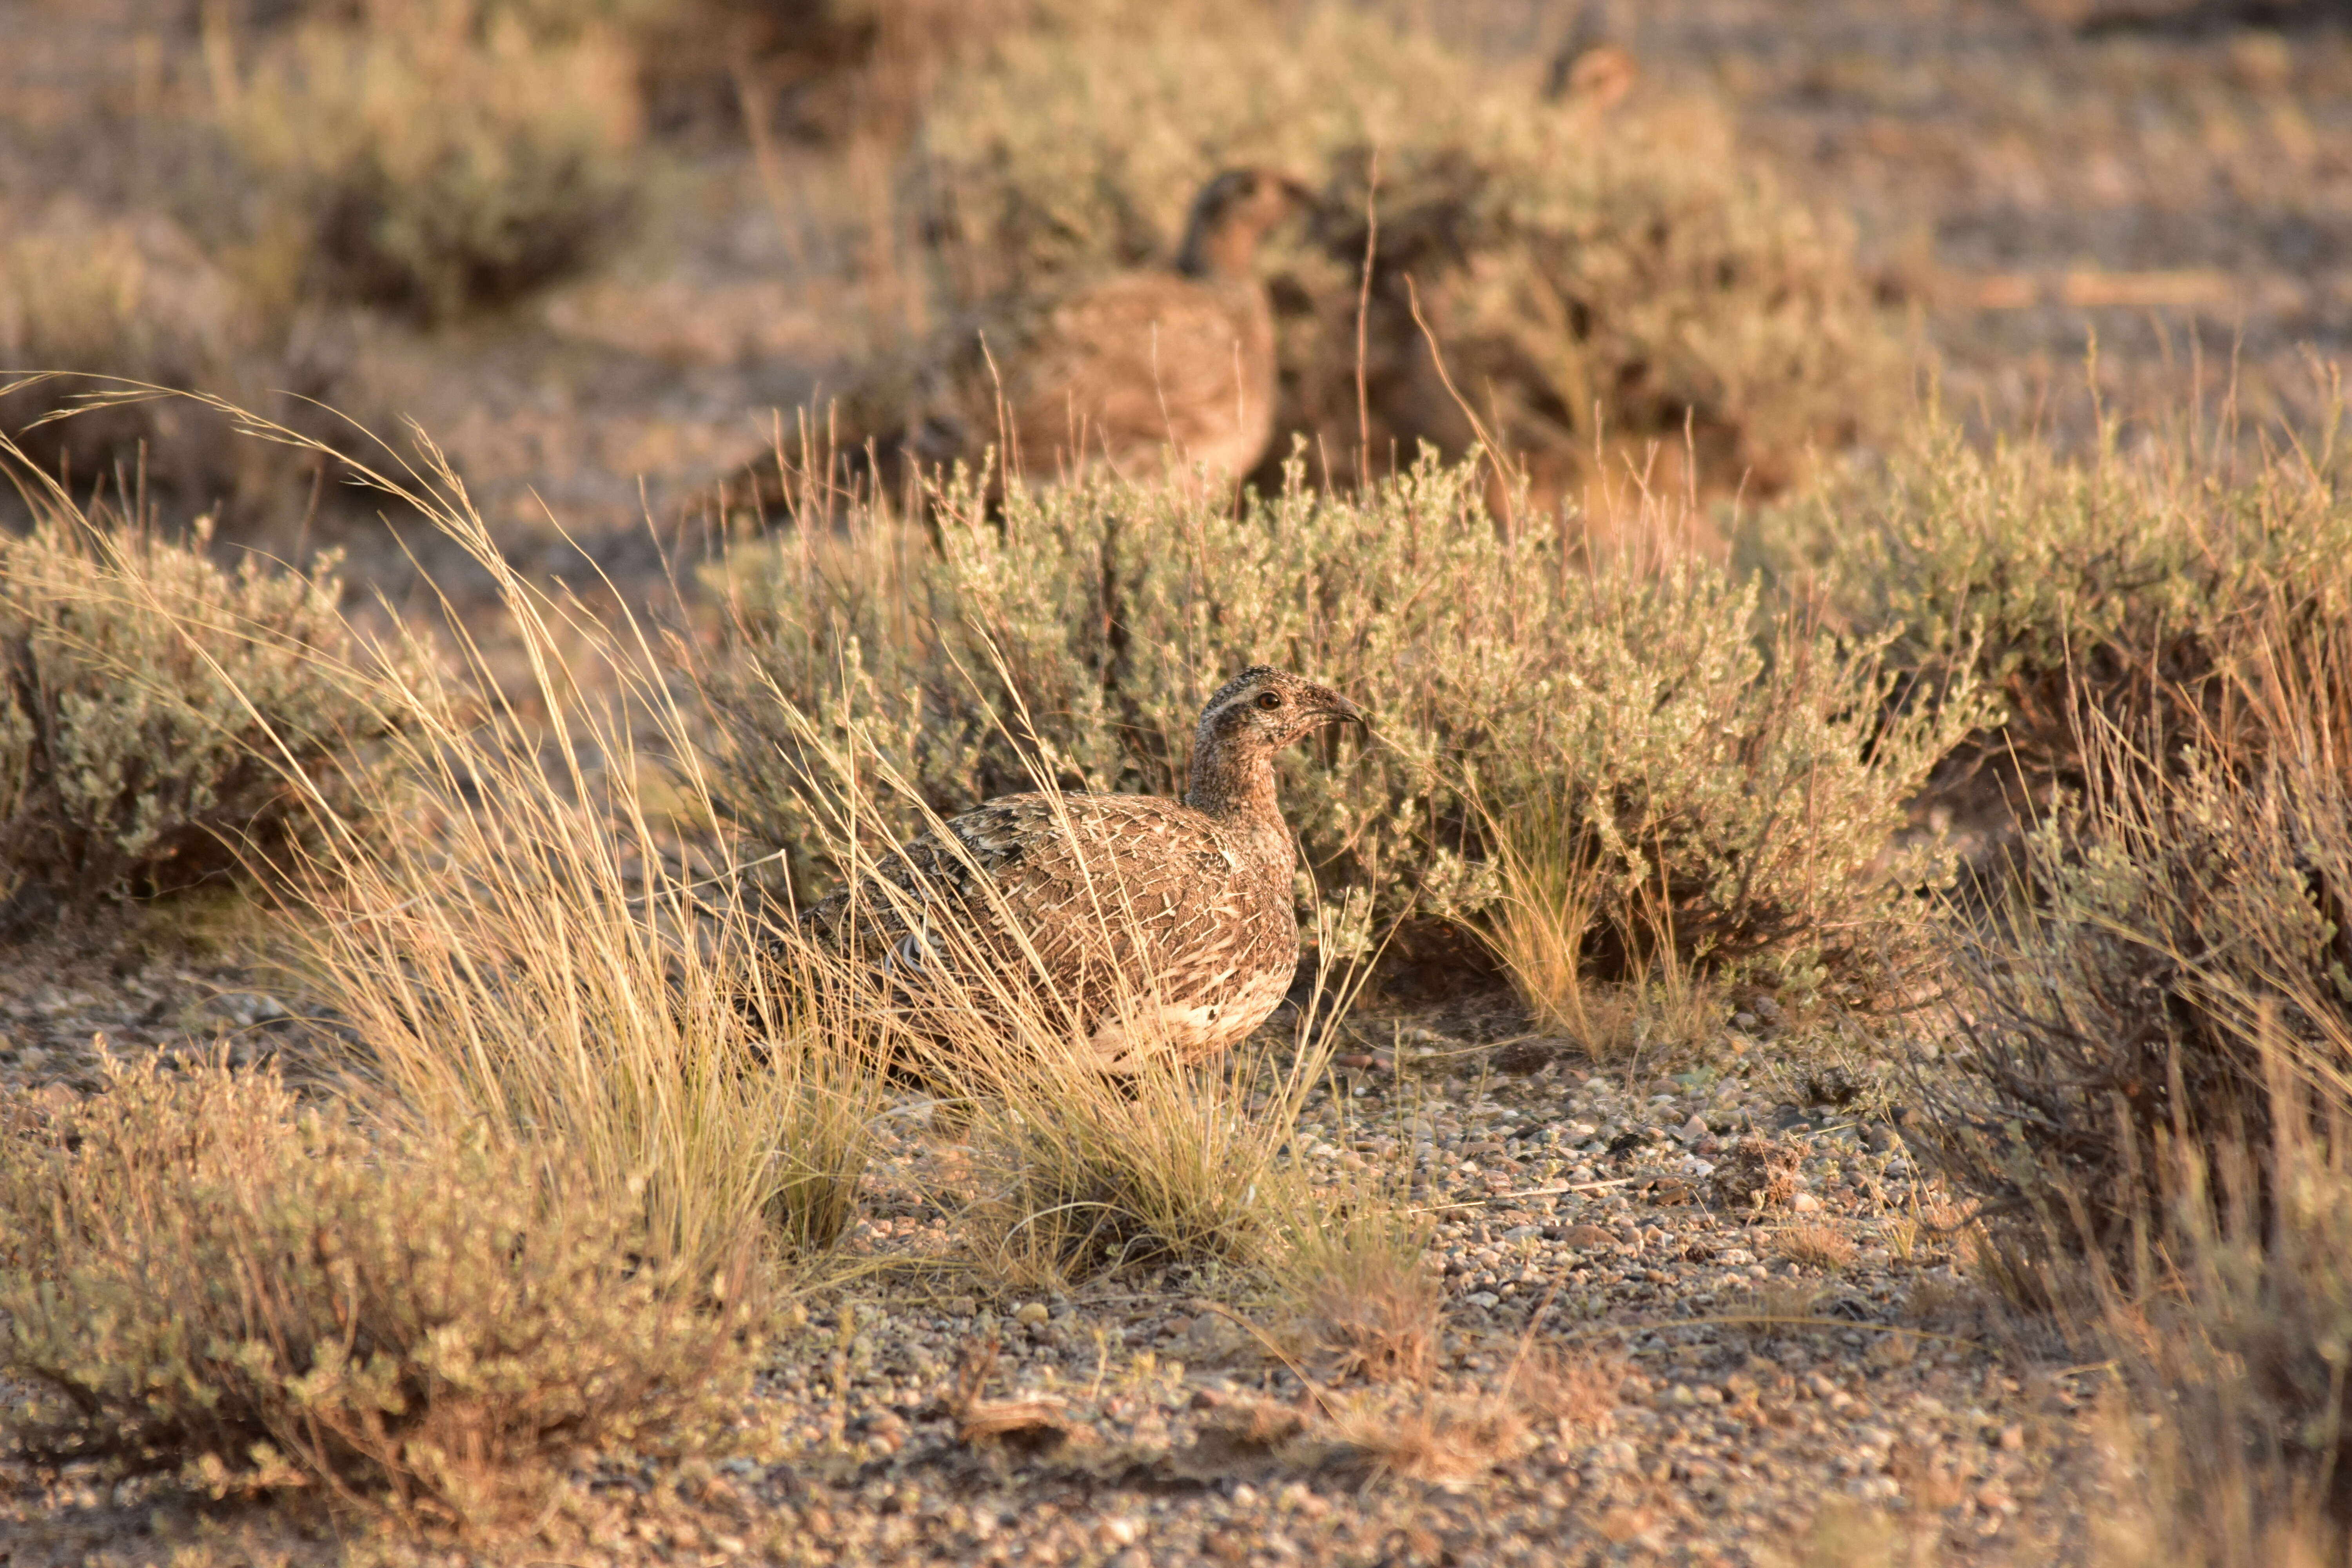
[814,793,1256,1016]
[1004,277,1270,476]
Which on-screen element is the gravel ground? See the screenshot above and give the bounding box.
[0,935,2113,1568]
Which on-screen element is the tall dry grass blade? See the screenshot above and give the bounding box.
[71,387,887,1287]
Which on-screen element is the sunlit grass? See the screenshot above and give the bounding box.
[64,392,886,1292]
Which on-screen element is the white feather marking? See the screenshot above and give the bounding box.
[1085,962,1294,1060]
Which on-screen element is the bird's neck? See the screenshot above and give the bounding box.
[1175,224,1259,281]
[1185,746,1293,860]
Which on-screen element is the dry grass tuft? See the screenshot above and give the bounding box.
[2052,1037,2352,1564]
[266,421,880,1279]
[2086,1389,2347,1568]
[0,1052,753,1523]
[1284,1292,1618,1483]
[1916,578,2352,1272]
[69,391,891,1284]
[1782,1222,1858,1271]
[953,1044,1309,1289]
[1303,1343,1618,1486]
[1272,1174,1442,1384]
[1906,423,2352,1554]
[1306,1390,1528,1485]
[1774,1500,1942,1568]
[1509,1344,1625,1438]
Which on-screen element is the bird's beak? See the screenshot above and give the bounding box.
[1320,692,1368,728]
[1275,175,1317,211]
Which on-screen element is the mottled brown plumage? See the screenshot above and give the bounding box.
[712,170,1306,519]
[803,668,1364,1063]
[902,169,1306,489]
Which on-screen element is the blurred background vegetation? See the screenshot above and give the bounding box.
[6,0,2348,573]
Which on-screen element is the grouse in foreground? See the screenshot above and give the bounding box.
[802,667,1364,1063]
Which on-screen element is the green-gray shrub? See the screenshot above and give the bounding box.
[0,218,338,527]
[0,1053,753,1520]
[1743,418,2352,804]
[0,505,414,911]
[706,456,1982,991]
[223,4,644,321]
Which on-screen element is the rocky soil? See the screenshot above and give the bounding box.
[0,933,2111,1567]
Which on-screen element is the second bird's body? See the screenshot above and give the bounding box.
[893,170,1306,491]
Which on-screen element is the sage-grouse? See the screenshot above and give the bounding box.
[717,169,1307,515]
[919,169,1306,487]
[803,667,1363,1063]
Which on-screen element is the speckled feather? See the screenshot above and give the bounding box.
[905,169,1303,487]
[986,272,1276,483]
[803,666,1363,1063]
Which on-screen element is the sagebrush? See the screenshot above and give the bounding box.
[0,486,414,915]
[1745,414,2352,857]
[219,0,644,321]
[902,1,1899,498]
[0,218,338,528]
[0,1054,753,1521]
[708,457,1981,991]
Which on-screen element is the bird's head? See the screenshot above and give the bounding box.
[1194,665,1367,757]
[1176,169,1314,280]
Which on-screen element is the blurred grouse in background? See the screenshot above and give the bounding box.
[727,168,1308,511]
[801,667,1364,1064]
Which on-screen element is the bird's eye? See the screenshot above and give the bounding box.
[1254,691,1284,711]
